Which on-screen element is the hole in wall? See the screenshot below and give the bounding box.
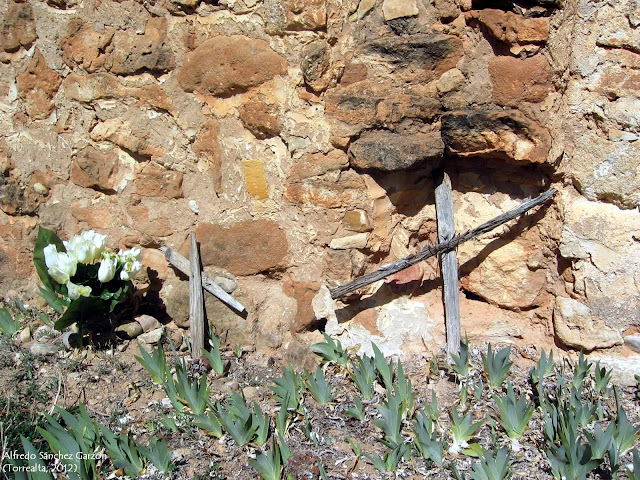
[462,289,488,303]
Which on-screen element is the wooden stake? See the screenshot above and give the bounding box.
[330,188,556,299]
[189,233,205,359]
[161,246,246,313]
[434,170,460,356]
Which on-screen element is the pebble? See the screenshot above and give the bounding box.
[188,200,199,214]
[19,327,31,344]
[169,329,183,348]
[135,314,161,332]
[30,342,61,356]
[138,327,164,345]
[624,334,640,353]
[242,386,260,402]
[115,322,143,340]
[213,276,237,293]
[33,182,48,195]
[33,325,56,341]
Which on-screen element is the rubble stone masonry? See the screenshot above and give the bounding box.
[0,0,638,374]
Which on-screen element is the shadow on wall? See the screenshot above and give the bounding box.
[338,152,556,296]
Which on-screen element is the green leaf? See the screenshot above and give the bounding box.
[346,396,365,421]
[471,447,510,480]
[350,354,376,400]
[33,227,66,294]
[372,342,394,391]
[20,436,55,480]
[304,366,335,405]
[135,344,168,385]
[249,437,284,480]
[38,285,68,314]
[54,296,104,331]
[310,332,349,366]
[0,307,21,337]
[138,438,172,473]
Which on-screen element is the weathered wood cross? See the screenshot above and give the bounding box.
[329,179,557,356]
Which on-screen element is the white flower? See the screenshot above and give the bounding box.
[117,247,141,264]
[67,281,92,300]
[47,251,77,285]
[43,244,59,269]
[82,230,107,260]
[64,230,107,264]
[98,255,118,283]
[120,260,142,281]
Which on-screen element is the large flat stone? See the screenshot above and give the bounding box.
[325,81,441,128]
[71,146,119,193]
[559,194,640,332]
[348,130,444,171]
[489,55,552,107]
[441,109,551,164]
[178,36,288,97]
[182,220,289,276]
[360,34,463,82]
[554,297,622,351]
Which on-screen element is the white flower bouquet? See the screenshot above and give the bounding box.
[33,227,143,333]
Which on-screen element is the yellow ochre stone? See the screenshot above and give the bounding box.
[242,160,269,200]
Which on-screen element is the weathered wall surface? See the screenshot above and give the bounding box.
[0,0,638,368]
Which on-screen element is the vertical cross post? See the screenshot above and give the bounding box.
[434,170,461,356]
[189,232,205,359]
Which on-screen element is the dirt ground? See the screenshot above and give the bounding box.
[0,301,639,480]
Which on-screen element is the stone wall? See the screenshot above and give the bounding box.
[0,0,638,368]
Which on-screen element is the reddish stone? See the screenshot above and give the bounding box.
[0,1,37,52]
[71,202,113,229]
[118,234,159,250]
[387,263,424,296]
[285,0,326,30]
[71,146,119,193]
[16,50,62,120]
[0,242,33,293]
[60,19,112,72]
[126,204,171,237]
[376,94,441,125]
[352,308,382,336]
[467,9,548,45]
[104,17,174,75]
[90,119,163,160]
[178,36,288,97]
[31,168,60,196]
[287,150,348,182]
[238,100,281,139]
[325,81,441,129]
[181,220,289,276]
[595,67,640,98]
[284,169,368,208]
[193,118,222,192]
[489,55,552,106]
[340,63,367,86]
[441,109,551,164]
[283,277,323,332]
[140,248,170,281]
[325,83,378,126]
[63,73,174,114]
[135,162,183,199]
[61,18,173,75]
